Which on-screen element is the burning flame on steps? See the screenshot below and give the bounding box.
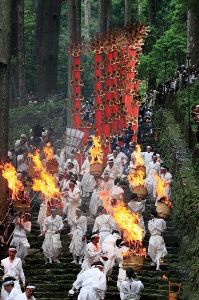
[0,163,24,200]
[153,173,166,200]
[100,191,143,242]
[132,144,144,166]
[43,143,54,162]
[89,136,103,164]
[29,151,60,200]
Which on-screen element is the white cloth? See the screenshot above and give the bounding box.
[146,162,160,194]
[89,188,103,217]
[93,214,115,245]
[65,158,79,174]
[80,242,101,275]
[37,202,47,232]
[1,257,25,300]
[80,158,96,195]
[69,216,87,257]
[4,287,22,300]
[160,171,172,197]
[101,233,120,276]
[120,278,144,300]
[17,155,28,173]
[141,151,154,166]
[15,293,36,300]
[148,218,167,263]
[66,187,81,226]
[102,165,122,180]
[111,185,124,200]
[42,215,63,259]
[11,218,31,261]
[116,246,129,290]
[73,267,106,300]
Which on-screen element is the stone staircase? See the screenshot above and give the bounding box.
[22,134,185,299]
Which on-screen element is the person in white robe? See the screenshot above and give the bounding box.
[115,240,130,290]
[2,277,22,300]
[15,284,36,300]
[109,150,123,175]
[69,208,87,264]
[42,207,64,264]
[145,154,160,194]
[65,152,79,174]
[101,231,121,278]
[64,161,77,176]
[141,146,154,167]
[93,207,115,245]
[10,213,31,262]
[17,151,29,173]
[102,173,114,195]
[89,178,104,217]
[69,261,106,300]
[160,166,172,198]
[37,198,47,236]
[80,156,96,197]
[120,267,144,300]
[102,159,122,180]
[64,180,81,227]
[148,211,167,271]
[79,232,101,275]
[54,149,65,173]
[1,246,25,300]
[110,179,124,200]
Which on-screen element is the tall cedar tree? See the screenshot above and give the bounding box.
[0,0,12,220]
[35,0,61,100]
[148,0,157,89]
[98,0,112,36]
[187,7,199,64]
[18,0,26,106]
[67,0,81,126]
[124,0,131,25]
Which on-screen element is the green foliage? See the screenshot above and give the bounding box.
[154,109,199,296]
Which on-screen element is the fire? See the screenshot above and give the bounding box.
[163,274,169,280]
[100,190,143,243]
[0,163,24,200]
[128,168,145,188]
[89,136,103,164]
[153,173,167,199]
[30,151,61,200]
[43,143,54,161]
[122,247,147,257]
[132,145,144,166]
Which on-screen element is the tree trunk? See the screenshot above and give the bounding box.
[98,0,111,36]
[187,9,199,65]
[0,0,12,221]
[124,0,131,25]
[148,0,156,25]
[35,0,61,100]
[84,0,90,40]
[18,0,26,106]
[75,0,81,42]
[67,0,78,127]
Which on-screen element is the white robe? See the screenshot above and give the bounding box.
[6,288,22,300]
[15,293,36,300]
[89,188,103,217]
[116,246,129,290]
[42,215,64,259]
[93,214,115,245]
[111,185,124,200]
[65,158,79,174]
[120,278,144,300]
[102,165,122,180]
[148,218,167,263]
[141,151,154,166]
[145,161,160,194]
[160,171,172,197]
[101,233,120,276]
[80,158,96,195]
[1,257,25,300]
[11,217,31,261]
[80,242,101,275]
[69,216,87,257]
[37,202,47,233]
[66,187,81,226]
[73,267,106,300]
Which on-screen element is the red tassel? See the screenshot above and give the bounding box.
[94,54,102,63]
[104,106,112,118]
[73,71,81,81]
[102,123,110,137]
[95,109,102,125]
[73,99,81,109]
[73,113,81,129]
[95,82,102,91]
[73,85,81,96]
[73,56,81,65]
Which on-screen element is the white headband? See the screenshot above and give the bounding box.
[8,247,16,252]
[3,280,14,286]
[26,285,36,289]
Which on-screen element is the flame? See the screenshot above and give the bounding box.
[100,191,143,243]
[122,247,147,257]
[153,173,167,199]
[29,151,61,200]
[89,136,103,164]
[132,144,144,166]
[0,163,24,200]
[43,143,54,162]
[128,168,145,188]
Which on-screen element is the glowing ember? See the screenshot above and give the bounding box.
[0,163,24,200]
[43,143,54,161]
[100,191,143,243]
[128,168,145,188]
[89,136,103,164]
[153,173,166,199]
[122,247,147,257]
[30,151,61,200]
[162,274,169,280]
[132,145,144,166]
[160,197,173,209]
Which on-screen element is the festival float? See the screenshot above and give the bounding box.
[0,163,30,212]
[128,145,147,199]
[89,136,104,176]
[153,173,173,219]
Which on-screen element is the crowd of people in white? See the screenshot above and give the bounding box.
[1,120,173,300]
